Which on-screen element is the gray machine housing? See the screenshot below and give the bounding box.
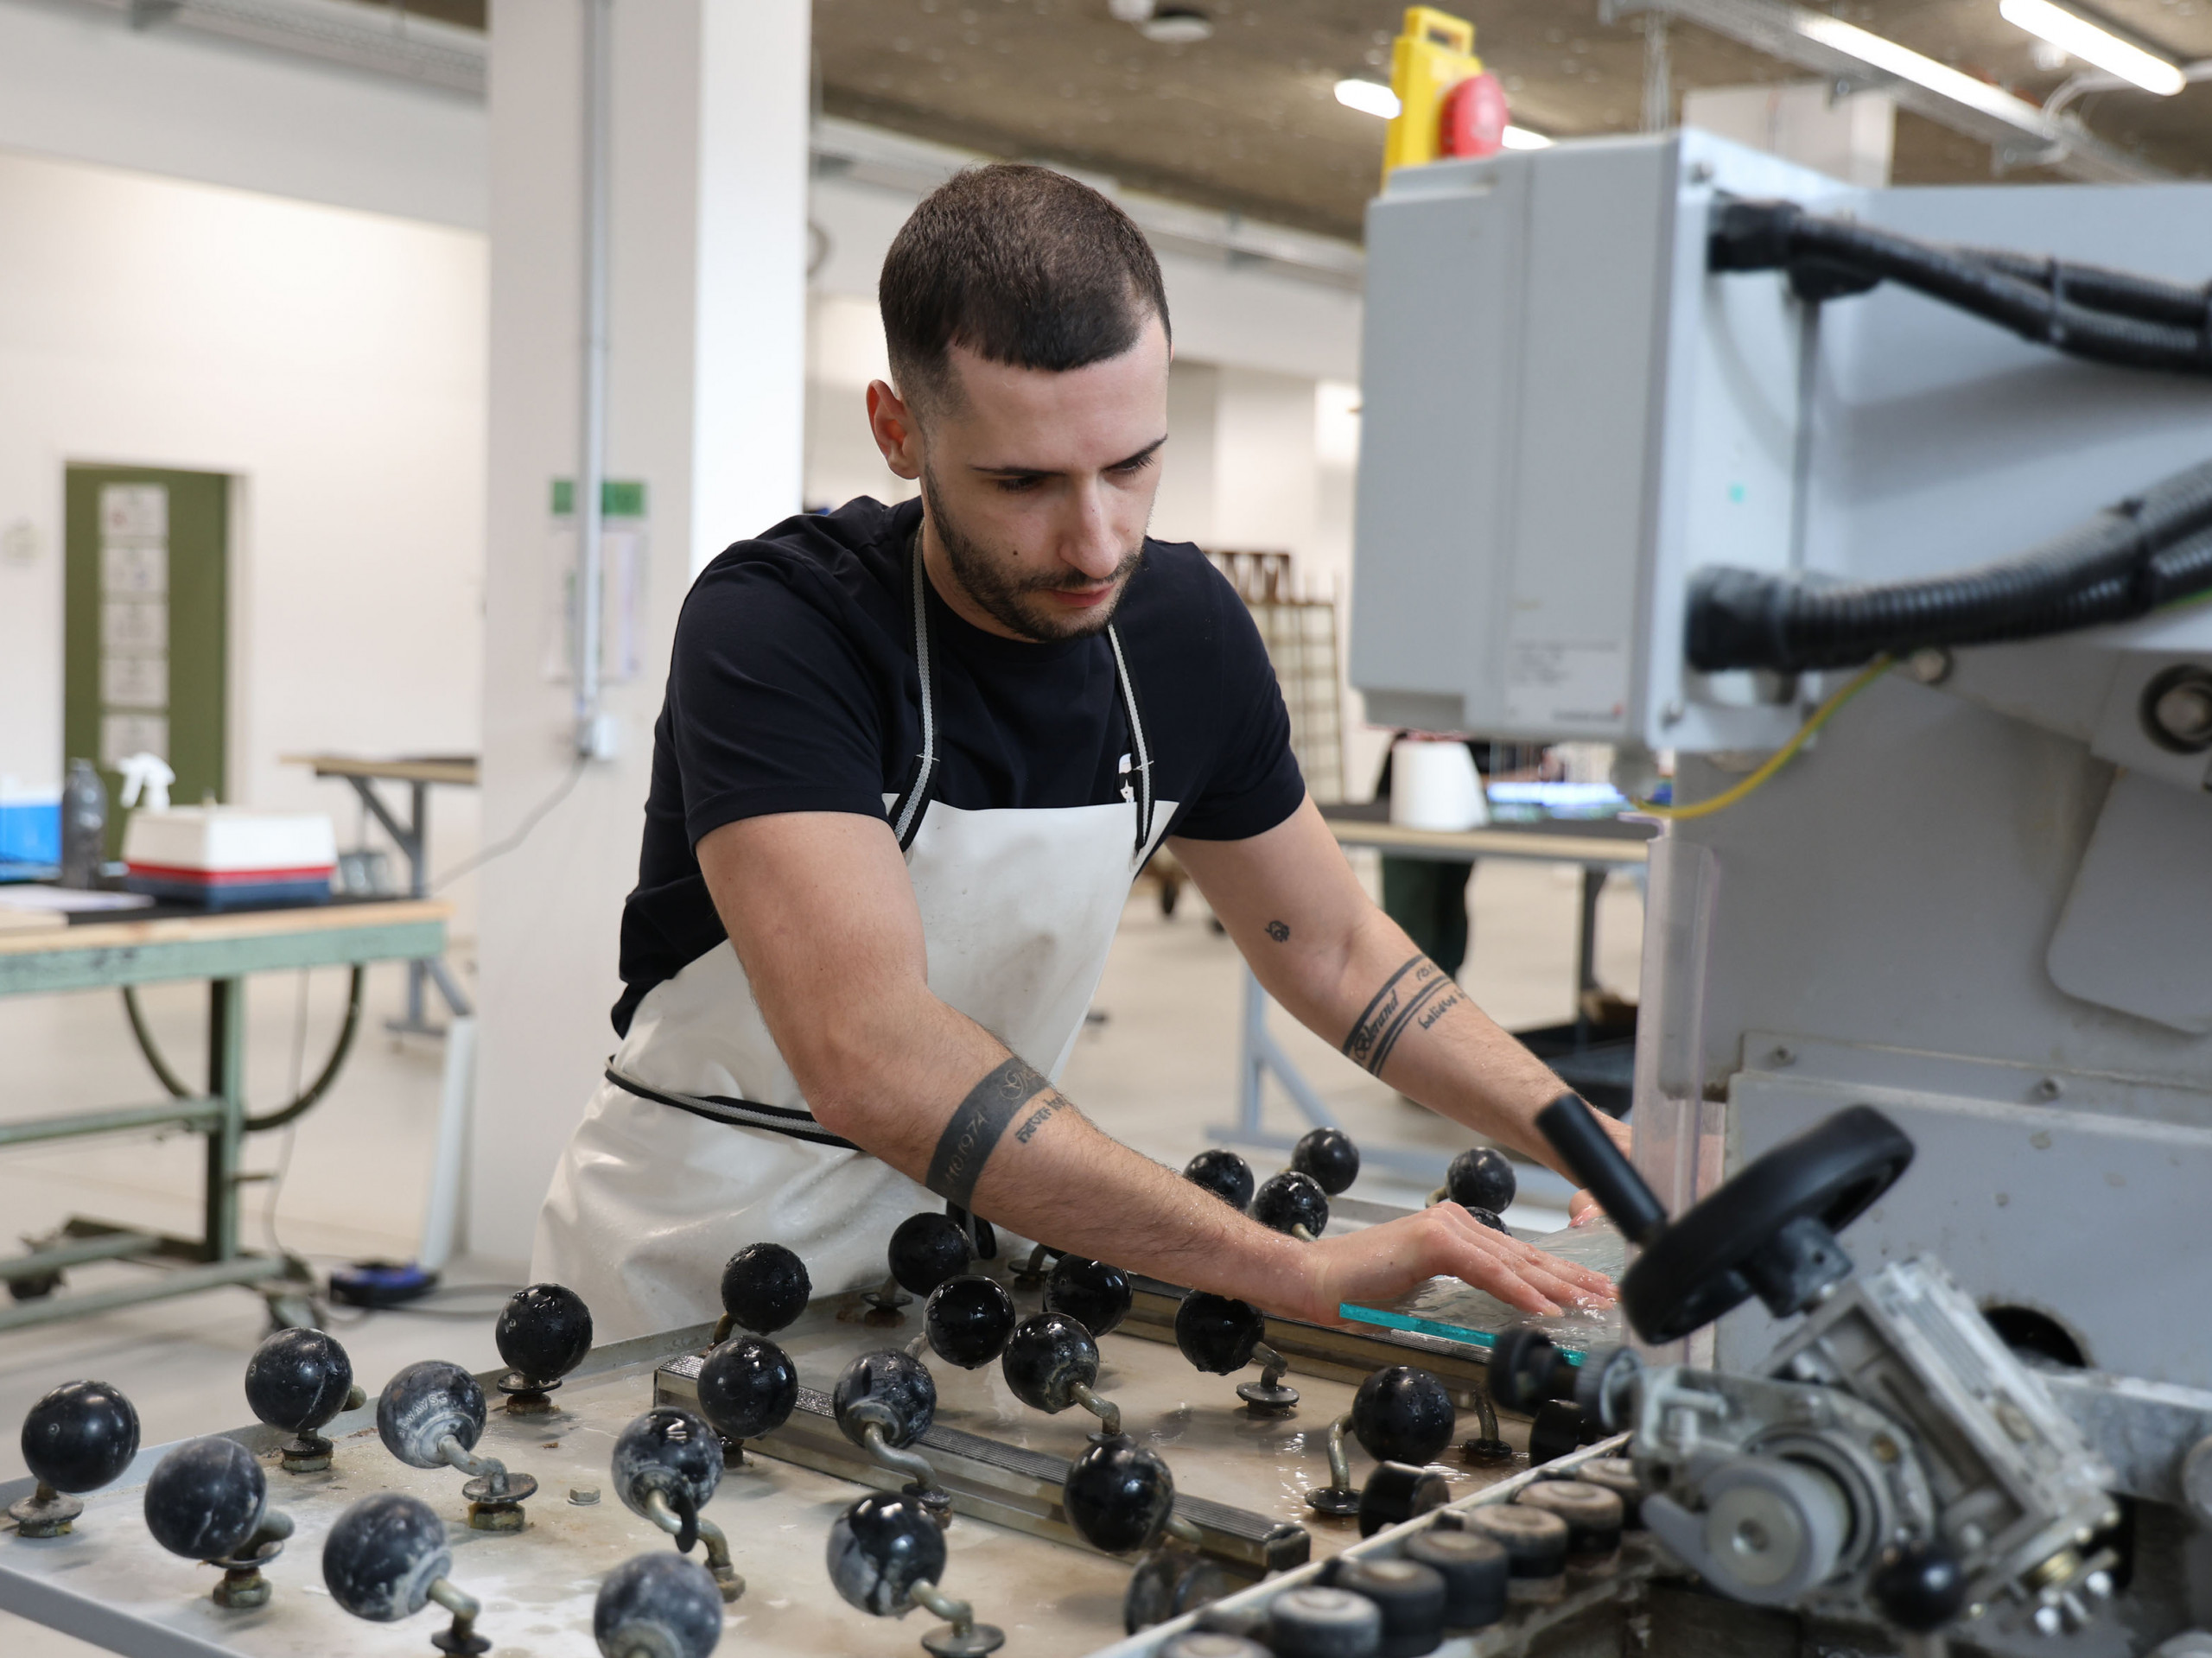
[1351,130,2212,1649]
[1352,129,2212,1387]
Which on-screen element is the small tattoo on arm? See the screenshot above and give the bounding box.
[925,1056,1052,1208]
[1341,955,1459,1076]
[1014,1098,1063,1143]
[1265,920,1291,943]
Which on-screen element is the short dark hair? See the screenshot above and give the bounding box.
[880,163,1170,412]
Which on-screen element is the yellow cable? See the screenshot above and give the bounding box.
[1635,656,1894,821]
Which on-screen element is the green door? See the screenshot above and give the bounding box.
[63,467,230,856]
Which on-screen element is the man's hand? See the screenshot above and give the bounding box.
[1567,1111,1637,1226]
[1290,1205,1617,1325]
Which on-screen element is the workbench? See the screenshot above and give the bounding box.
[1213,807,1656,1186]
[0,897,450,1333]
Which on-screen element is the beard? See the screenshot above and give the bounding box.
[921,465,1144,644]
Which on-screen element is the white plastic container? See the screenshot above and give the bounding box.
[1389,740,1489,832]
[122,808,336,907]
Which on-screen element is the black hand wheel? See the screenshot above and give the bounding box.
[1618,1104,1913,1343]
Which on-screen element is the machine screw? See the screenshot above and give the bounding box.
[1688,160,1715,183]
[1904,647,1954,685]
[2142,667,2212,753]
[1769,1045,1796,1067]
[1662,699,1686,726]
[2034,1077,2064,1102]
[2034,1606,2064,1636]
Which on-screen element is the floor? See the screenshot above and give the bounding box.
[0,854,1643,1656]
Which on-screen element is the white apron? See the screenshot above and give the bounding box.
[531,547,1175,1340]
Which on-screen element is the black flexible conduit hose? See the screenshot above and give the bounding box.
[122,966,367,1134]
[1686,459,2212,673]
[1708,200,2212,377]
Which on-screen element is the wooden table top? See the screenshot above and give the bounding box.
[1323,816,1651,864]
[282,753,480,787]
[0,898,450,959]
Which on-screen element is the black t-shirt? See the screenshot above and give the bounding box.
[613,494,1306,1034]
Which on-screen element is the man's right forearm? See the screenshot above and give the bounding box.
[796,983,1313,1312]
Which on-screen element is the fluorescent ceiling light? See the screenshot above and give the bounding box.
[1999,0,2186,94]
[1334,79,1402,119]
[1500,125,1553,149]
[1795,11,2050,125]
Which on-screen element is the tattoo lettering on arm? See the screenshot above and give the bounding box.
[1341,954,1460,1076]
[1265,920,1291,943]
[925,1055,1056,1208]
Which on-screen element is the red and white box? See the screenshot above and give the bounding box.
[122,809,337,909]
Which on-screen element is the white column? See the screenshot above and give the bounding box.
[467,0,810,1267]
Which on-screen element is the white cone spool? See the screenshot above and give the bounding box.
[1389,740,1488,832]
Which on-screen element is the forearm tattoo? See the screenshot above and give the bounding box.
[925,1055,1062,1208]
[1341,954,1462,1076]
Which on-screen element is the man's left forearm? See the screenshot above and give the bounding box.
[1172,800,1630,1179]
[1262,901,1601,1176]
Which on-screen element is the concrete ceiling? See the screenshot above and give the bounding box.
[390,0,2212,242]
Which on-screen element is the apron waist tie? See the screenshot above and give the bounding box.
[605,1065,861,1152]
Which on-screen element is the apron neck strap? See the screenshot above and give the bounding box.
[888,522,1155,861]
[887,528,939,852]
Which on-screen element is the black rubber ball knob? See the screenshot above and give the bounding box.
[1335,1555,1447,1658]
[496,1283,594,1385]
[594,1552,725,1658]
[887,1212,971,1298]
[923,1274,1017,1370]
[376,1360,485,1470]
[1291,1128,1361,1197]
[695,1334,798,1443]
[20,1379,140,1495]
[1173,1292,1264,1375]
[826,1490,946,1617]
[612,1407,724,1520]
[719,1242,810,1336]
[1268,1585,1384,1658]
[1250,1171,1330,1238]
[1001,1311,1100,1413]
[1046,1255,1134,1339]
[1183,1149,1255,1210]
[144,1437,267,1562]
[323,1492,451,1622]
[1351,1365,1456,1466]
[245,1328,354,1435]
[1064,1434,1175,1554]
[1872,1540,1969,1633]
[1463,1207,1510,1236]
[831,1350,937,1450]
[1446,1147,1516,1215]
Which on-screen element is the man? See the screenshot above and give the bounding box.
[533,164,1624,1341]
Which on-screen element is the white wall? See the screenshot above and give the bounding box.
[0,147,486,888]
[471,0,811,1265]
[0,0,486,229]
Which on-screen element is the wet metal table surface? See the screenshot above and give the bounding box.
[0,1280,1548,1658]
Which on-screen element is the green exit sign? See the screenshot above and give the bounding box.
[552,478,648,518]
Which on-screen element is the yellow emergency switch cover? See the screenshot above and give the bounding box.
[1384,6,1481,175]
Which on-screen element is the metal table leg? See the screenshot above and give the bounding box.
[346,775,468,1036]
[1573,865,1605,1050]
[204,975,245,1262]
